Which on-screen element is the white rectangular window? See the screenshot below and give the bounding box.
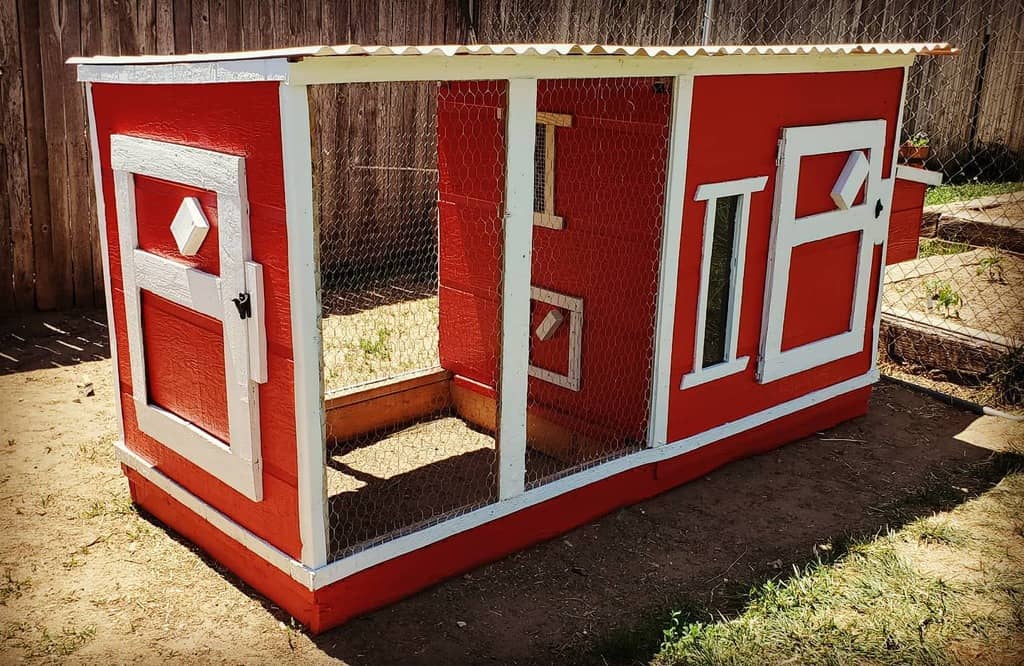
[680,176,768,389]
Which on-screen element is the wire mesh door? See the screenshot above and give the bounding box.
[312,81,507,560]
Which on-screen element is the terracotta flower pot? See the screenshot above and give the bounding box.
[899,143,930,162]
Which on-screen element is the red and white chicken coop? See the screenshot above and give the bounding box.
[72,41,953,632]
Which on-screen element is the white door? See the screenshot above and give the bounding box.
[758,120,891,383]
[111,135,267,500]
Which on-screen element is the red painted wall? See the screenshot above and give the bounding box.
[668,69,904,442]
[887,179,927,264]
[438,78,670,441]
[91,82,302,559]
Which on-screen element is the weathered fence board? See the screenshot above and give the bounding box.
[0,0,1021,311]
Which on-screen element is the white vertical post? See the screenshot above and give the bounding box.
[648,75,694,447]
[497,78,536,500]
[280,82,329,568]
[872,65,910,374]
[85,83,125,438]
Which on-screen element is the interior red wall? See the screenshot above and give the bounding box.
[91,82,302,559]
[437,78,670,440]
[667,68,904,443]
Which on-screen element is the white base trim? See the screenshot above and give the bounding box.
[115,371,877,590]
[114,441,314,589]
[680,356,750,389]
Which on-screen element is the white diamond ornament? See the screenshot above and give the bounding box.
[830,150,870,210]
[169,197,210,256]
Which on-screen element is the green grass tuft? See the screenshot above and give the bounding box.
[924,181,1023,206]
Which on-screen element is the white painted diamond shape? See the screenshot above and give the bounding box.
[169,197,210,256]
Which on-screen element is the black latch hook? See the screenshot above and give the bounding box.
[875,199,884,219]
[232,292,251,320]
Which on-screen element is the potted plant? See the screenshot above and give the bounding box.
[900,132,930,164]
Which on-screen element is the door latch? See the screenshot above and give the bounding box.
[875,199,884,219]
[232,292,252,320]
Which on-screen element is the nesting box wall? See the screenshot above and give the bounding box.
[90,82,302,558]
[668,68,905,442]
[437,78,670,456]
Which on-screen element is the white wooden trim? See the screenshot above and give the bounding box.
[311,370,878,586]
[111,134,265,500]
[831,151,870,210]
[287,53,917,86]
[681,175,767,389]
[280,83,330,569]
[76,59,291,84]
[113,441,314,588]
[873,67,911,372]
[758,120,886,384]
[648,75,694,448]
[528,286,584,391]
[116,366,877,590]
[895,164,943,186]
[497,78,537,501]
[110,135,244,194]
[85,84,125,437]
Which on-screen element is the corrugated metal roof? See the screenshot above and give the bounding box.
[67,42,956,65]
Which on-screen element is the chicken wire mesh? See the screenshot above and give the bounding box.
[312,81,507,559]
[524,77,669,487]
[490,0,1024,410]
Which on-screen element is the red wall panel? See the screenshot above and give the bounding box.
[91,82,301,558]
[668,69,904,442]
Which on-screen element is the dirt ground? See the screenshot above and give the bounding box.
[1,310,1022,664]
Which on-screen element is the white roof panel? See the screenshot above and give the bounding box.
[67,42,956,66]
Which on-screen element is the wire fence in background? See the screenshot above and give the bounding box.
[485,0,1024,411]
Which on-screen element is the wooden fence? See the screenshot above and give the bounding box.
[1,0,1021,311]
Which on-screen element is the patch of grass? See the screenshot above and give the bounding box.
[925,181,1023,206]
[6,624,98,659]
[81,495,136,520]
[0,570,31,605]
[918,238,970,258]
[358,326,392,360]
[655,473,1024,666]
[905,517,970,546]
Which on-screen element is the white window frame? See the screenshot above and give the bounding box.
[680,176,767,389]
[111,134,267,501]
[528,286,583,391]
[757,119,888,384]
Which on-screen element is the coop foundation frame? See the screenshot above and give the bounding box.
[75,43,941,627]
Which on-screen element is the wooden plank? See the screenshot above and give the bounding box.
[172,0,191,52]
[0,137,12,312]
[81,0,106,305]
[18,0,56,310]
[61,0,97,307]
[0,0,34,310]
[536,111,572,127]
[324,372,453,443]
[326,368,452,407]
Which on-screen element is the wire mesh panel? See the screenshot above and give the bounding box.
[312,81,507,559]
[524,78,671,487]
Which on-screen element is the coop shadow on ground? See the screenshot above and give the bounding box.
[305,380,1022,665]
[123,381,1020,665]
[0,309,111,376]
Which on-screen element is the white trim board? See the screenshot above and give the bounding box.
[649,74,694,448]
[115,369,878,590]
[280,82,330,569]
[111,134,267,501]
[497,78,538,501]
[114,441,314,588]
[895,164,943,186]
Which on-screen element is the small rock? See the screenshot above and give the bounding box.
[456,621,467,628]
[769,559,783,569]
[77,377,94,398]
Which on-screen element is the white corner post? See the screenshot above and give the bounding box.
[280,81,329,568]
[872,65,911,374]
[497,78,537,500]
[648,75,694,448]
